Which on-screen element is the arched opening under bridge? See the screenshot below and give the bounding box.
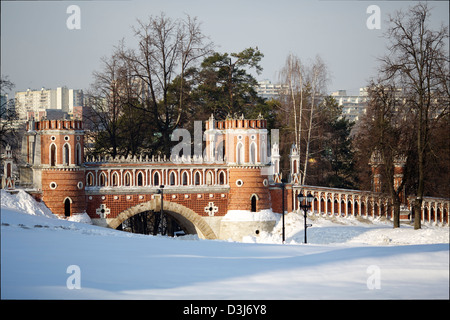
[108,199,217,240]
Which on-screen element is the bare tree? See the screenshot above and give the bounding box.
[279,54,304,148]
[379,3,449,229]
[357,81,415,228]
[0,75,17,149]
[84,53,127,158]
[302,55,328,184]
[278,54,329,184]
[178,15,213,118]
[119,13,213,154]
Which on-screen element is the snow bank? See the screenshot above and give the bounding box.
[222,209,279,221]
[1,189,92,224]
[243,211,449,246]
[67,212,92,224]
[1,188,449,300]
[1,189,56,219]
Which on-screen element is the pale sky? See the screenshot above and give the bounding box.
[1,0,449,96]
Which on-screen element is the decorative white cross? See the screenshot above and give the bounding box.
[204,202,218,217]
[96,204,110,219]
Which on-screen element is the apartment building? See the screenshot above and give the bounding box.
[256,80,288,100]
[15,87,84,120]
[331,88,369,122]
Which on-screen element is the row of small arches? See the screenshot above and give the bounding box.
[86,169,228,187]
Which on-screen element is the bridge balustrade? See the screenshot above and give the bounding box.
[292,185,449,226]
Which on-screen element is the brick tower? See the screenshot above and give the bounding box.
[393,154,407,202]
[2,144,15,190]
[22,119,86,217]
[205,114,271,212]
[369,149,383,193]
[205,114,275,239]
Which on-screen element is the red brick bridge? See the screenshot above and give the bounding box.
[9,116,448,241]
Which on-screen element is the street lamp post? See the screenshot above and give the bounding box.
[157,185,165,235]
[281,182,285,244]
[297,192,314,244]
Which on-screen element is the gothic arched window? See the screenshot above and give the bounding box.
[112,172,119,186]
[153,171,160,186]
[75,143,82,165]
[236,142,244,165]
[124,172,131,186]
[194,171,201,185]
[169,172,176,186]
[86,172,94,186]
[137,171,144,186]
[64,198,72,217]
[99,172,107,187]
[63,143,70,166]
[251,195,257,212]
[50,143,56,166]
[250,142,257,164]
[182,171,188,185]
[219,171,225,185]
[206,171,213,186]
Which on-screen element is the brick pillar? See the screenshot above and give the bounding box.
[393,154,407,203]
[369,149,383,193]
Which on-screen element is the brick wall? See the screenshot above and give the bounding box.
[86,192,229,221]
[41,168,86,216]
[270,185,293,214]
[228,167,271,211]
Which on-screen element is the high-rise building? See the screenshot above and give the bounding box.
[69,89,84,109]
[256,80,288,99]
[15,88,55,119]
[15,87,84,120]
[331,87,369,122]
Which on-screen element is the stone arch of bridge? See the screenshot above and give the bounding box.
[108,199,217,240]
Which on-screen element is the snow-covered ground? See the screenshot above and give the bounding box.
[1,189,449,300]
